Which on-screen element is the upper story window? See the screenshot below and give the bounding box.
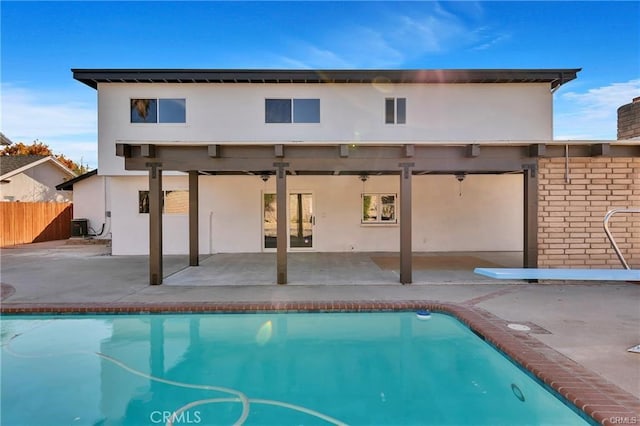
[265,98,320,123]
[385,97,406,124]
[131,98,186,123]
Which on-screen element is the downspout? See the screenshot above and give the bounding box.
[550,73,571,183]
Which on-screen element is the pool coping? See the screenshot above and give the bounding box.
[2,300,639,425]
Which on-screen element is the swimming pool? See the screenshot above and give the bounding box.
[2,312,592,425]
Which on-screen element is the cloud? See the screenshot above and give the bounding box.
[555,79,640,140]
[1,84,97,164]
[472,32,511,51]
[274,5,487,69]
[1,84,96,138]
[390,5,471,54]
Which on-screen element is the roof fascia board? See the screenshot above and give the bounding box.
[72,68,581,90]
[55,169,98,190]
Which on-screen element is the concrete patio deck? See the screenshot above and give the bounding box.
[1,240,639,406]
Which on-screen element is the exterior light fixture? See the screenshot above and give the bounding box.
[455,172,466,197]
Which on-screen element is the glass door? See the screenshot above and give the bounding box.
[263,193,278,249]
[289,193,313,249]
[262,192,314,250]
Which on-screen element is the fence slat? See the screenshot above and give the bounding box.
[0,202,73,247]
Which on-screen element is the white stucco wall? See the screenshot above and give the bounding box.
[97,82,552,175]
[109,174,522,255]
[72,175,109,236]
[0,162,73,202]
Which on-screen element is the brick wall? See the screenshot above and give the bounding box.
[617,97,640,139]
[538,157,640,268]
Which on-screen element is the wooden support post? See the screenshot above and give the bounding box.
[399,162,414,284]
[147,162,163,285]
[523,163,538,269]
[188,171,199,267]
[274,162,289,284]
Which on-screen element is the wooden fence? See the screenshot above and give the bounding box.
[0,202,73,247]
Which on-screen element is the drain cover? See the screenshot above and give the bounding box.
[507,323,531,331]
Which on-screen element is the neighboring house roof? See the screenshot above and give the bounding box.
[72,68,581,90]
[0,133,13,146]
[56,169,98,190]
[0,155,77,181]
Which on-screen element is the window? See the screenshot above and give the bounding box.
[385,97,406,124]
[266,98,320,123]
[362,194,397,223]
[131,98,186,123]
[138,190,188,214]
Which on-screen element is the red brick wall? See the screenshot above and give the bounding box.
[538,157,640,268]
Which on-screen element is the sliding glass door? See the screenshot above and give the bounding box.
[263,192,314,250]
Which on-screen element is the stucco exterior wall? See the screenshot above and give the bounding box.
[0,162,73,202]
[98,82,552,175]
[109,174,523,255]
[73,175,108,236]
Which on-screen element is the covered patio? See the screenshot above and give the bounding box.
[118,143,544,285]
[115,141,634,285]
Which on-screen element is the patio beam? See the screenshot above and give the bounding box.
[189,171,199,266]
[122,144,533,173]
[148,162,163,285]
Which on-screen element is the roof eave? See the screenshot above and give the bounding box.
[72,68,581,90]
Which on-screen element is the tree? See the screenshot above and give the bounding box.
[0,139,88,175]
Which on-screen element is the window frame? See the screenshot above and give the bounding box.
[130,98,186,124]
[265,98,320,124]
[138,190,189,215]
[384,97,406,125]
[361,193,398,224]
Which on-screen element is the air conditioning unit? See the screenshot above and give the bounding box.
[71,219,88,237]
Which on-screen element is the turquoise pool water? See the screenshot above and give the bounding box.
[1,312,591,425]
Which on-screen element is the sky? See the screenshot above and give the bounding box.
[1,1,639,169]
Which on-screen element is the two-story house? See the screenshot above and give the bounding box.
[73,69,639,285]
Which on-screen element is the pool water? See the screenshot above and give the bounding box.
[1,312,591,425]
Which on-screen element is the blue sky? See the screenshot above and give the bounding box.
[1,1,639,169]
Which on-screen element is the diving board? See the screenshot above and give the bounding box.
[474,268,640,281]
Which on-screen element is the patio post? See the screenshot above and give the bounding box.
[189,171,199,266]
[148,162,163,285]
[275,162,289,284]
[399,163,414,284]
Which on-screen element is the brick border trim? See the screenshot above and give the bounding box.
[2,301,638,425]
